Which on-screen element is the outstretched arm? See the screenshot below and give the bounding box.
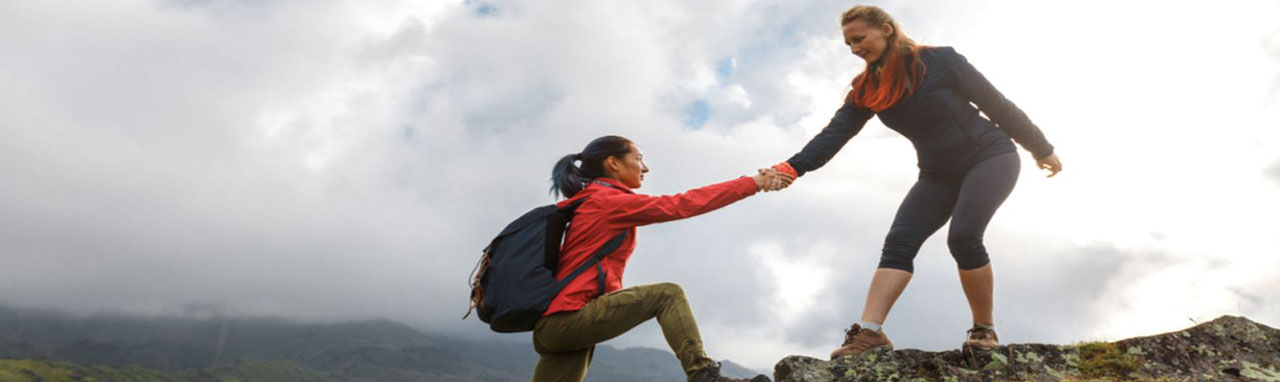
[777,102,875,178]
[601,175,766,228]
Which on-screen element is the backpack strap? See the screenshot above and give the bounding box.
[556,230,629,296]
[560,197,588,211]
[545,198,588,272]
[577,187,626,297]
[552,189,628,299]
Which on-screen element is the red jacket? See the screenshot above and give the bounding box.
[543,176,759,316]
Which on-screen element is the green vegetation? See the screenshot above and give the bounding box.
[0,359,92,382]
[0,358,337,382]
[1,358,173,382]
[1074,342,1142,380]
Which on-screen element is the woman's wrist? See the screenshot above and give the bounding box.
[750,174,768,190]
[772,161,798,178]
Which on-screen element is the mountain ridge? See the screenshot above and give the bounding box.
[0,304,761,381]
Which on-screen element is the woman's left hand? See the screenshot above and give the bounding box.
[1036,153,1062,178]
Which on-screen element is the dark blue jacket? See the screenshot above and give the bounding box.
[785,46,1054,177]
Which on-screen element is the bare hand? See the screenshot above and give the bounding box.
[1036,153,1062,178]
[754,168,795,192]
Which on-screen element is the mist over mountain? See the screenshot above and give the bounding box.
[0,305,760,381]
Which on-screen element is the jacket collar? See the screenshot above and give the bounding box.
[589,178,634,194]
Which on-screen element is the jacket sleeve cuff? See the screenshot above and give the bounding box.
[772,161,799,178]
[736,176,761,195]
[1032,145,1055,160]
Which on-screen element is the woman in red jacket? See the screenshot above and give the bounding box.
[534,135,783,382]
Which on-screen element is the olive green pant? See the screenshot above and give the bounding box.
[530,282,716,382]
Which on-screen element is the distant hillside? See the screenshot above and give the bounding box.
[0,358,337,382]
[0,305,759,381]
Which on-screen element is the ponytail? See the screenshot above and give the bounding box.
[549,135,633,199]
[550,153,586,199]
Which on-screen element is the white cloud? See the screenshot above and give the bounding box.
[751,241,838,327]
[2,0,1279,371]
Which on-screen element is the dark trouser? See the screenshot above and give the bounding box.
[879,151,1021,272]
[531,282,715,382]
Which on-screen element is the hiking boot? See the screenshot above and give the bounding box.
[962,325,999,351]
[829,323,893,359]
[687,362,771,382]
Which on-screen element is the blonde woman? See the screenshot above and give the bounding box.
[769,5,1062,358]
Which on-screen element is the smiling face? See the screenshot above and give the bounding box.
[604,143,649,189]
[842,19,894,64]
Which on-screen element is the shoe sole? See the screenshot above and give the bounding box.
[830,344,893,360]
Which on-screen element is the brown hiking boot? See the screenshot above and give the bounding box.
[687,362,770,382]
[829,323,893,359]
[962,325,999,351]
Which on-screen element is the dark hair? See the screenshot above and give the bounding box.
[551,135,634,199]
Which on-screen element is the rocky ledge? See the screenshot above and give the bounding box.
[774,316,1280,382]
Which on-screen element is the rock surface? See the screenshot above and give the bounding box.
[774,316,1280,382]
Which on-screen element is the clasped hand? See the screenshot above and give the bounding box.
[752,168,795,192]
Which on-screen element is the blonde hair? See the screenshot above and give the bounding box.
[840,5,917,51]
[840,5,926,112]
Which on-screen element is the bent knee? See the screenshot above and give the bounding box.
[947,232,985,252]
[882,231,928,258]
[650,282,686,300]
[947,232,989,269]
[880,231,929,273]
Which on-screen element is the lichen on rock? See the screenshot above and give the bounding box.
[773,315,1280,382]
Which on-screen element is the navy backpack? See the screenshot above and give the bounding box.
[465,197,627,333]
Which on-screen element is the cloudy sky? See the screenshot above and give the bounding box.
[3,0,1279,371]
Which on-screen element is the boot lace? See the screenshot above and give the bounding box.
[841,323,864,346]
[966,326,995,340]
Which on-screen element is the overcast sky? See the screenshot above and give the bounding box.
[3,0,1279,371]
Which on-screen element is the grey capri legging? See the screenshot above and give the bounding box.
[878,151,1020,272]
